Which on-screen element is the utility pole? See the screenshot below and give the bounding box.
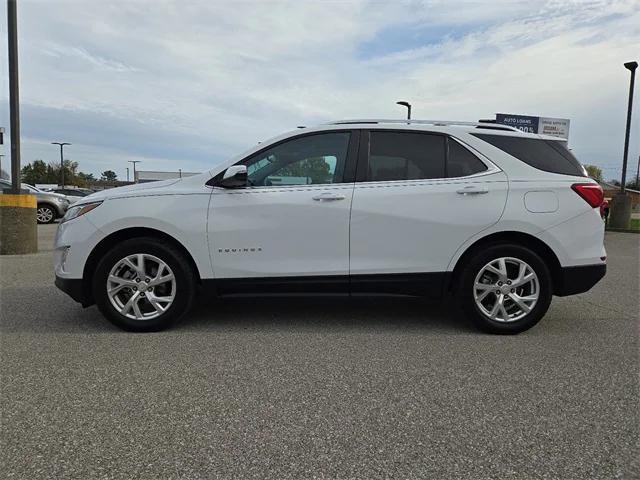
[1,0,37,254]
[0,126,4,176]
[636,154,640,190]
[51,142,71,187]
[128,160,141,183]
[7,0,20,193]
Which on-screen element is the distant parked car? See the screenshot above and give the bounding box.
[48,188,91,204]
[0,180,70,223]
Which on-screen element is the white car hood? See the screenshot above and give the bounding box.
[83,178,182,202]
[80,171,215,203]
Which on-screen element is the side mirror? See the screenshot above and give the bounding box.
[219,165,248,188]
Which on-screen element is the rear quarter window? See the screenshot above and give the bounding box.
[471,133,586,177]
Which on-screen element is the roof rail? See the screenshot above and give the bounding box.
[325,119,521,132]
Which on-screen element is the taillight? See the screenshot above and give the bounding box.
[571,183,604,208]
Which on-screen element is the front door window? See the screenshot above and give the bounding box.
[242,132,350,187]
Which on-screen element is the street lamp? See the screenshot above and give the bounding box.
[396,101,412,120]
[128,160,141,183]
[51,142,71,187]
[609,60,637,229]
[620,61,637,193]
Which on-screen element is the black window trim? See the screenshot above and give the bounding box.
[207,129,360,188]
[354,129,498,184]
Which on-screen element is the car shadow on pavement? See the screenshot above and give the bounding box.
[0,283,473,334]
[178,295,473,334]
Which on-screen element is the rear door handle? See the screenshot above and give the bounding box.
[312,193,346,201]
[456,186,489,195]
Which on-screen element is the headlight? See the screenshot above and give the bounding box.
[61,201,102,223]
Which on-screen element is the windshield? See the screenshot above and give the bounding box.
[21,184,42,193]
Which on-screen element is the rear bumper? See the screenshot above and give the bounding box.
[555,264,606,296]
[55,275,91,306]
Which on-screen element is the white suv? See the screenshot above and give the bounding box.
[54,120,606,333]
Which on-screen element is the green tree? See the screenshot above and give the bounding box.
[101,170,118,181]
[21,159,49,184]
[584,165,603,182]
[627,175,640,190]
[21,159,89,186]
[76,172,96,187]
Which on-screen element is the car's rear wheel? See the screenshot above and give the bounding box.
[93,237,196,331]
[457,244,552,334]
[36,204,55,224]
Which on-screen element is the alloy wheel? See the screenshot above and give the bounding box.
[106,253,176,320]
[473,257,539,322]
[36,207,54,223]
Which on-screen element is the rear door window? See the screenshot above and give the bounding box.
[471,133,585,176]
[368,131,445,181]
[447,140,487,177]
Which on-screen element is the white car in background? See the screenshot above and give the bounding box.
[53,119,606,333]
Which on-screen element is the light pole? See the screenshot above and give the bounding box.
[51,142,71,187]
[620,61,637,193]
[396,101,412,120]
[128,160,141,183]
[609,60,637,229]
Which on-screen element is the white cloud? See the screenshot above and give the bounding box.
[0,0,638,180]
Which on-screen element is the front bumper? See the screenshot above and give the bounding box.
[53,201,69,217]
[555,264,606,296]
[55,275,91,307]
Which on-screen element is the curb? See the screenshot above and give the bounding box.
[605,228,640,234]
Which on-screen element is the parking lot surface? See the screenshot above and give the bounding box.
[1,225,638,479]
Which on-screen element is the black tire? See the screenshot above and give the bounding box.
[93,237,196,332]
[36,204,56,224]
[457,244,553,334]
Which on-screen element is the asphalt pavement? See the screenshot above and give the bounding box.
[1,225,638,479]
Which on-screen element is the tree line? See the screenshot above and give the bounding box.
[19,159,118,187]
[584,164,640,190]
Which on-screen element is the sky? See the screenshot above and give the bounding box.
[1,0,639,182]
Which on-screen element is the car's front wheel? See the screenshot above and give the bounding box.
[36,204,56,224]
[457,244,553,334]
[93,237,196,331]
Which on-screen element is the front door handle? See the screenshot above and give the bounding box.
[456,186,489,195]
[312,193,346,201]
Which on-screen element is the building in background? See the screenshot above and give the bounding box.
[135,170,200,183]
